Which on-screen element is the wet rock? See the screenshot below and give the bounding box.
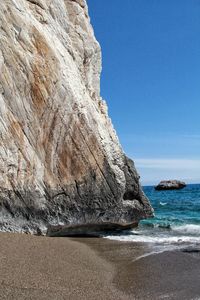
[47,222,139,237]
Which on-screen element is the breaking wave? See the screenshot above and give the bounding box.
[105,184,200,248]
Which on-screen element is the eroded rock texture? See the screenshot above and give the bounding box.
[0,0,153,234]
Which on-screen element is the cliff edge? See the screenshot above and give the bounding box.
[0,0,153,234]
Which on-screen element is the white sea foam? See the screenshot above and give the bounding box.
[105,234,200,244]
[105,223,200,244]
[160,201,167,206]
[172,224,200,235]
[133,246,180,261]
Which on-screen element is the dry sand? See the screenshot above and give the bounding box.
[0,233,127,300]
[0,233,200,300]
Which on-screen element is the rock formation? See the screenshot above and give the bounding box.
[155,180,186,191]
[0,0,153,235]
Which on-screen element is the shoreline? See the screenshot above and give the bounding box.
[75,237,200,300]
[0,233,200,300]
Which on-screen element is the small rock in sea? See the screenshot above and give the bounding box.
[155,180,186,191]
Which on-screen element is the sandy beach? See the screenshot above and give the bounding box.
[0,233,200,300]
[84,238,200,300]
[0,233,122,300]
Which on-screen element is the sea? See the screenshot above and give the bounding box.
[106,184,200,255]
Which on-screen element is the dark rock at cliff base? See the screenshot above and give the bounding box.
[47,222,138,237]
[155,180,186,191]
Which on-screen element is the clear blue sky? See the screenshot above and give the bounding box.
[87,0,200,185]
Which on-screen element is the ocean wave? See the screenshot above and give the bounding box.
[105,234,200,244]
[126,184,200,247]
[105,224,200,244]
[141,222,172,230]
[172,224,200,235]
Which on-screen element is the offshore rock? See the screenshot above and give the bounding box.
[155,180,186,191]
[0,0,153,235]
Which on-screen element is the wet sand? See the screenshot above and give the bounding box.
[0,233,200,300]
[82,238,200,300]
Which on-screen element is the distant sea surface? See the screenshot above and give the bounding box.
[106,184,200,254]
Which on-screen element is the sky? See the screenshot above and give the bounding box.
[87,0,200,185]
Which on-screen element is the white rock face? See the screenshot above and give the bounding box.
[0,0,153,234]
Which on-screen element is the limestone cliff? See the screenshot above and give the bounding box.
[0,0,153,234]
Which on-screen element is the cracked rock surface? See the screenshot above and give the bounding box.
[0,0,153,234]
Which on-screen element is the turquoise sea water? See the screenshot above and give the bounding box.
[106,184,200,247]
[143,184,200,228]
